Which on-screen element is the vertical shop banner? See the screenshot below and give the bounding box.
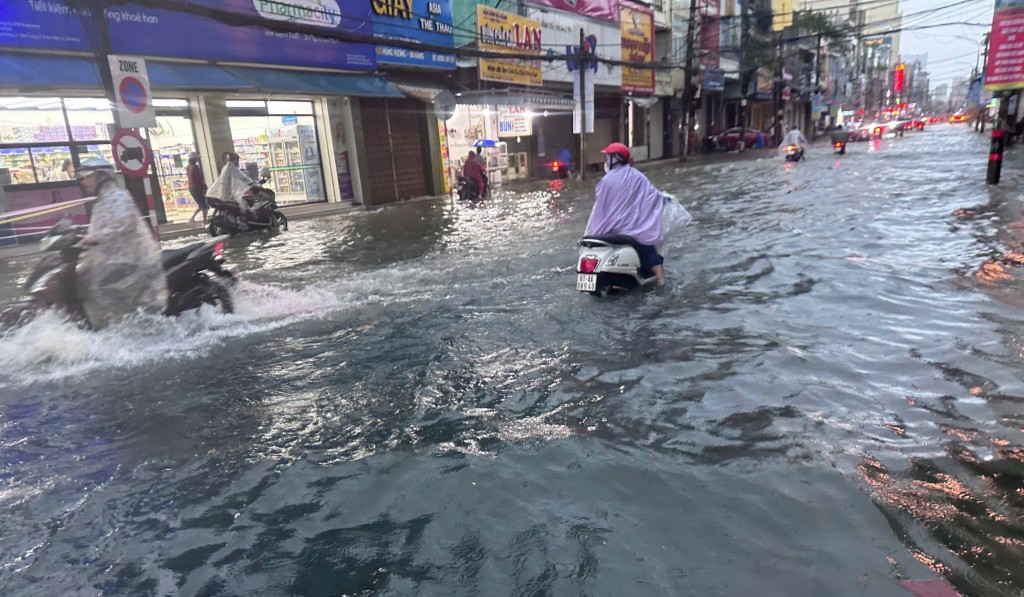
[436,119,451,194]
[620,2,655,94]
[700,0,721,69]
[477,6,543,86]
[372,0,455,69]
[526,8,621,87]
[527,0,619,22]
[984,1,1024,90]
[1,0,377,71]
[497,107,534,137]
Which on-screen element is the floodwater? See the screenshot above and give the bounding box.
[1,125,1024,596]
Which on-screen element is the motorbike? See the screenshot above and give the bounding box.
[832,141,846,155]
[576,235,659,296]
[784,145,805,162]
[207,176,288,236]
[0,220,234,330]
[456,175,484,202]
[549,159,571,179]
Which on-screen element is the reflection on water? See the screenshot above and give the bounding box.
[3,127,1024,594]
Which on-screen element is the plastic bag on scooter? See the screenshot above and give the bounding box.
[661,193,693,241]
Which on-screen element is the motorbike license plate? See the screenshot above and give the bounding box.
[576,274,597,292]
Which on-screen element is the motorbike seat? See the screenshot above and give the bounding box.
[161,244,200,269]
[581,234,639,247]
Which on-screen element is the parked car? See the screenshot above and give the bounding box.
[713,127,765,150]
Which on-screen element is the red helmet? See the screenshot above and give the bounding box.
[601,142,631,162]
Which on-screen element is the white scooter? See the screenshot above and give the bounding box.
[575,235,659,296]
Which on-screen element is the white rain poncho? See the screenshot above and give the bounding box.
[76,178,168,329]
[206,163,253,212]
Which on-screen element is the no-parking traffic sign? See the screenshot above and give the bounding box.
[108,55,156,129]
[111,129,152,177]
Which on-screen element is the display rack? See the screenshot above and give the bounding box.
[153,143,196,222]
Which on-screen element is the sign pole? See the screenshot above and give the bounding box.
[79,2,153,231]
[579,27,587,182]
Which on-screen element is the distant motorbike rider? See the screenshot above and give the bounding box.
[461,151,487,199]
[207,151,255,213]
[75,156,168,329]
[585,142,668,284]
[781,126,808,149]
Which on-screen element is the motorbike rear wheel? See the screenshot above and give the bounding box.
[271,211,288,231]
[209,222,227,237]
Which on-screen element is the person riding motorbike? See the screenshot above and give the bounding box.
[780,126,808,149]
[75,156,168,329]
[461,151,487,200]
[207,151,255,213]
[585,142,668,285]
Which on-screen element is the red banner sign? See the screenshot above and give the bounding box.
[985,6,1024,91]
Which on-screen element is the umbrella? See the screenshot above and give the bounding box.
[472,139,497,148]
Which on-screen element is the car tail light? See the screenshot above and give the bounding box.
[213,242,224,257]
[551,160,560,172]
[579,256,599,273]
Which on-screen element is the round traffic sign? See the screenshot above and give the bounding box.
[118,76,148,114]
[111,129,152,177]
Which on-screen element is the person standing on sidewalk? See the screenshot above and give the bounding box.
[186,152,208,224]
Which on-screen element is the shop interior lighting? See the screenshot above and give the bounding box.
[152,99,188,107]
[34,101,62,110]
[63,98,111,110]
[226,100,267,108]
[1,97,58,109]
[267,100,313,115]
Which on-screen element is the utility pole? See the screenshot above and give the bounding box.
[579,28,588,181]
[736,0,751,151]
[773,31,783,146]
[980,33,991,134]
[679,0,699,162]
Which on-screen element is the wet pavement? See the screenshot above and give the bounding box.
[1,125,1023,595]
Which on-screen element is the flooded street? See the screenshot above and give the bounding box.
[3,125,1024,595]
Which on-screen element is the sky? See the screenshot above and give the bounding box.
[897,0,996,91]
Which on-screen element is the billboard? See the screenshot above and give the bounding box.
[372,0,455,69]
[526,0,619,23]
[526,7,621,87]
[0,0,457,71]
[477,5,543,86]
[984,2,1024,91]
[620,1,654,94]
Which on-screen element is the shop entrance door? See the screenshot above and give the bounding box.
[359,98,428,205]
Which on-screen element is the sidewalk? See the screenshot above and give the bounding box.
[158,201,361,241]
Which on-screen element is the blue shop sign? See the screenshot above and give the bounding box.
[371,0,455,69]
[0,0,376,71]
[703,68,725,92]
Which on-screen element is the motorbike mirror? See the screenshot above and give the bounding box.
[47,218,73,237]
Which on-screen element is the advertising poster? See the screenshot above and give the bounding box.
[527,0,619,22]
[985,0,1024,90]
[526,7,621,87]
[372,0,455,69]
[478,5,543,86]
[620,1,655,94]
[497,106,533,137]
[0,0,377,71]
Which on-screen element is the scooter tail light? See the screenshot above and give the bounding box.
[579,257,599,273]
[213,242,224,257]
[551,161,560,172]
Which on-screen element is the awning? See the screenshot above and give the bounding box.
[392,83,456,119]
[224,67,403,98]
[148,62,251,91]
[0,53,101,90]
[454,89,574,110]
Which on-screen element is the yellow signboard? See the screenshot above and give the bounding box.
[478,5,543,87]
[620,2,654,94]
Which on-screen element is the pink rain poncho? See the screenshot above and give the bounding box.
[585,165,665,246]
[76,179,168,329]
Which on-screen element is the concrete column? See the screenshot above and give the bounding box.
[190,95,234,182]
